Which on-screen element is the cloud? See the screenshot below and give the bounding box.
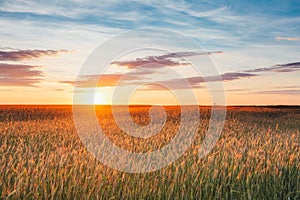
[244,62,300,73]
[275,36,299,41]
[1,0,300,51]
[60,73,141,88]
[61,58,299,91]
[171,72,256,88]
[177,5,249,25]
[153,51,222,59]
[112,58,187,69]
[218,72,257,82]
[210,88,250,92]
[53,88,65,92]
[61,50,245,90]
[0,49,69,61]
[255,90,300,95]
[111,51,222,69]
[0,63,43,86]
[273,86,300,89]
[137,72,257,90]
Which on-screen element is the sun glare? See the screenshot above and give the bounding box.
[94,90,107,105]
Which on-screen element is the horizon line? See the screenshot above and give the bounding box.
[0,104,299,107]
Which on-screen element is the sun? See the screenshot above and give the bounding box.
[94,90,106,105]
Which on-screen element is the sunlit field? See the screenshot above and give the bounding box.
[0,105,299,199]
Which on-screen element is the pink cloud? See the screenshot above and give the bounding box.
[0,49,69,61]
[111,51,222,69]
[275,36,299,41]
[0,63,44,86]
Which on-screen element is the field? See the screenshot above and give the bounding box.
[0,105,299,199]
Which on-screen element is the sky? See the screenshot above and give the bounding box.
[0,0,299,105]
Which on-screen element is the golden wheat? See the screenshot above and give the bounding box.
[0,105,299,199]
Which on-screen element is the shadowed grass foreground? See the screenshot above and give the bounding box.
[0,105,299,199]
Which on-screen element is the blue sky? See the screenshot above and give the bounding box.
[0,0,299,104]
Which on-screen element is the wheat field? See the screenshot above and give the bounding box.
[0,105,299,199]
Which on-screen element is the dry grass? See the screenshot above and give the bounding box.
[0,105,299,199]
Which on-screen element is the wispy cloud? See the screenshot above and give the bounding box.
[244,61,300,73]
[111,51,222,69]
[275,36,299,41]
[0,63,43,86]
[108,51,255,90]
[60,73,141,88]
[255,90,300,95]
[139,72,257,90]
[61,50,225,89]
[60,56,300,92]
[60,71,232,90]
[0,49,69,61]
[1,0,300,49]
[272,85,300,89]
[185,72,256,87]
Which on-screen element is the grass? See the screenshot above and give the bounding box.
[0,105,299,199]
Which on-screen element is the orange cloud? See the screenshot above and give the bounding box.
[275,36,299,41]
[60,73,141,88]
